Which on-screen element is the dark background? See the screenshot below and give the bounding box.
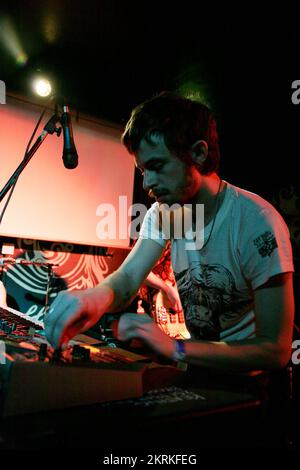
[1,1,300,195]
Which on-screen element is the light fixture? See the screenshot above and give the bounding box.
[32,77,52,97]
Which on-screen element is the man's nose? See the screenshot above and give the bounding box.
[143,170,156,191]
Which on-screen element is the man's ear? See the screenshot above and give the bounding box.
[190,140,208,166]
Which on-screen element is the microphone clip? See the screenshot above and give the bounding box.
[43,114,62,137]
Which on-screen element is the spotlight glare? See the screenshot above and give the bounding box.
[33,78,52,97]
[0,17,28,66]
[16,52,28,66]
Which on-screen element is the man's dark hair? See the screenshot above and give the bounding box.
[122,91,220,174]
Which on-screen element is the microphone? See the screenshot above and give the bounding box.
[60,105,78,169]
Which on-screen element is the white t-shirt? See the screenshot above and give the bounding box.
[139,181,294,341]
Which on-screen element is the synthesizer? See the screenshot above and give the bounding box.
[0,306,182,416]
[0,305,43,330]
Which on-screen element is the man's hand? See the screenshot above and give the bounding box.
[117,313,175,359]
[44,286,113,348]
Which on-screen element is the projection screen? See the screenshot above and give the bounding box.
[0,96,135,248]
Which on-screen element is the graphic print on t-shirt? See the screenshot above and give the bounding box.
[253,231,278,258]
[175,263,253,340]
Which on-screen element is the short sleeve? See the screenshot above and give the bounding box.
[139,203,168,248]
[238,206,294,290]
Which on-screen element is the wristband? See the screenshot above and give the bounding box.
[172,339,186,361]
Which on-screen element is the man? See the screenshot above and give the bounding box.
[45,92,294,372]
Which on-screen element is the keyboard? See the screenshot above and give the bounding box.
[0,305,44,330]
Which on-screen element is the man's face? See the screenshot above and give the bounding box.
[135,133,201,205]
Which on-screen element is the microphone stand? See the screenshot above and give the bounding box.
[44,263,55,315]
[0,113,62,204]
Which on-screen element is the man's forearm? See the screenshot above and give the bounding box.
[181,338,290,372]
[98,269,141,313]
[117,314,289,372]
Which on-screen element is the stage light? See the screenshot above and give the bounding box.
[33,78,52,97]
[0,17,28,66]
[176,79,212,108]
[42,11,60,44]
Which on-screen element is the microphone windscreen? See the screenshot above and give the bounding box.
[63,150,78,169]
